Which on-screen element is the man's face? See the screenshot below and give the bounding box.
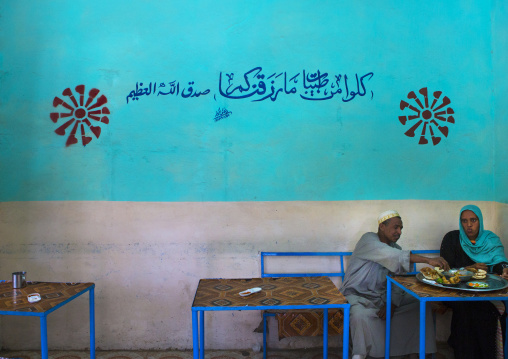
[461,210,480,241]
[379,217,403,244]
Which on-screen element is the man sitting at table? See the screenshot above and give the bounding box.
[340,210,450,359]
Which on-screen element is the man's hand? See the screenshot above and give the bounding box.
[427,257,450,271]
[376,304,396,320]
[410,253,450,270]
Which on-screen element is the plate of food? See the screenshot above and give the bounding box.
[464,267,488,280]
[420,267,441,280]
[467,281,489,289]
[441,269,474,282]
[420,267,461,285]
[416,267,508,292]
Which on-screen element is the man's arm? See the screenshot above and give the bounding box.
[410,252,450,270]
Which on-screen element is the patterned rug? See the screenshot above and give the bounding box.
[275,310,344,339]
[0,349,338,359]
[0,346,455,359]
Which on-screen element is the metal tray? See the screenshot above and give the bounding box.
[416,273,508,292]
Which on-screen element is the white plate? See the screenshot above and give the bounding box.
[239,287,262,297]
[27,293,41,303]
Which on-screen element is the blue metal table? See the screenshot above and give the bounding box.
[385,274,508,359]
[191,276,350,359]
[0,281,95,359]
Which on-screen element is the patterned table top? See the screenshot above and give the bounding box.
[192,276,347,309]
[0,281,94,313]
[391,275,508,298]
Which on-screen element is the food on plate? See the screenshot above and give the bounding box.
[421,267,463,284]
[421,267,467,285]
[472,269,487,280]
[442,268,474,282]
[420,267,440,280]
[449,272,461,284]
[468,282,489,288]
[465,266,477,273]
[441,270,461,284]
[441,276,452,284]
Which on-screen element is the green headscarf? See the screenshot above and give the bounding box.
[459,204,508,266]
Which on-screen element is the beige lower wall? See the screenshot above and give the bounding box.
[0,200,506,350]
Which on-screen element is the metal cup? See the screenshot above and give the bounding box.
[12,271,27,289]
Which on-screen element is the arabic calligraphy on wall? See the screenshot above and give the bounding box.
[214,108,232,122]
[398,87,454,146]
[50,85,110,147]
[126,67,374,104]
[49,69,374,148]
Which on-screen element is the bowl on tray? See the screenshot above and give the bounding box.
[441,269,474,282]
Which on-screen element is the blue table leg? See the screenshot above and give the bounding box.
[89,287,95,359]
[342,305,350,359]
[199,311,204,359]
[263,313,267,359]
[419,300,426,359]
[40,315,48,359]
[385,279,392,359]
[192,310,199,359]
[504,300,508,359]
[323,309,328,359]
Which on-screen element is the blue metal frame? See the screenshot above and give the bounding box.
[260,250,440,277]
[192,299,350,359]
[260,251,353,278]
[260,250,440,358]
[260,252,353,359]
[385,276,508,359]
[0,284,95,359]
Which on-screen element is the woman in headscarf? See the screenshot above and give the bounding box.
[440,204,508,359]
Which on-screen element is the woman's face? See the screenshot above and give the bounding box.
[461,210,480,241]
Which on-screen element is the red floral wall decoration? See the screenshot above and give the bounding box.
[399,87,454,146]
[50,85,110,147]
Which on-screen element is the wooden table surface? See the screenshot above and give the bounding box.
[391,274,508,298]
[192,276,347,308]
[0,281,94,313]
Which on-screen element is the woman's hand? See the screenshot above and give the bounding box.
[501,267,508,280]
[470,262,488,271]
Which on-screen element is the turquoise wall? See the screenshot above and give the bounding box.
[493,1,508,204]
[0,1,505,202]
